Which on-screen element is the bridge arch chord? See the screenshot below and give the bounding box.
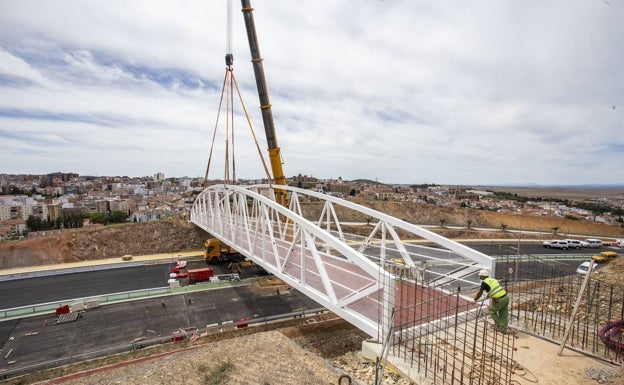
[255,184,495,289]
[190,184,495,338]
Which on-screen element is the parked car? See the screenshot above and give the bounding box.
[576,261,598,275]
[586,239,603,248]
[565,239,583,249]
[591,251,618,263]
[542,240,569,250]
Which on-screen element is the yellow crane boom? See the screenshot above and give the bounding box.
[240,0,288,206]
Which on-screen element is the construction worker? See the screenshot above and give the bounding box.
[474,269,509,334]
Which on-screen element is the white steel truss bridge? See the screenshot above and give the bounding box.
[189,184,495,339]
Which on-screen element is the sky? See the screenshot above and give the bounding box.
[0,0,623,186]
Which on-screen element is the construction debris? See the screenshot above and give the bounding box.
[56,312,80,324]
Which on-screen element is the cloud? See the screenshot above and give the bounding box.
[0,0,622,185]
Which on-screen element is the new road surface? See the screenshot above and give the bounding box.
[0,242,603,309]
[0,241,614,379]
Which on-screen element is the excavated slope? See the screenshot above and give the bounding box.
[0,202,620,270]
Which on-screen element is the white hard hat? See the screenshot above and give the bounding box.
[479,269,489,277]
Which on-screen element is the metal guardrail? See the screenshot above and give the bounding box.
[0,307,328,380]
[0,254,205,283]
[0,261,145,282]
[0,274,266,321]
[0,287,171,320]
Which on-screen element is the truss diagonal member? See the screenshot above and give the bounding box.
[243,185,381,276]
[336,282,380,308]
[317,201,345,242]
[358,221,383,254]
[289,190,303,216]
[279,225,302,273]
[384,223,415,267]
[302,230,337,303]
[259,201,281,267]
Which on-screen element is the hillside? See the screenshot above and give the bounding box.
[0,201,621,270]
[0,216,206,269]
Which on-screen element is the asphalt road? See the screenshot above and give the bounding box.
[0,265,170,309]
[0,283,321,378]
[0,242,606,310]
[0,260,255,310]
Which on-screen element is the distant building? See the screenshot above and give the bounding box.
[326,182,351,196]
[41,172,78,187]
[289,174,319,189]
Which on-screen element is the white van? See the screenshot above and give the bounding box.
[543,240,569,250]
[576,261,598,275]
[565,239,583,249]
[586,239,603,249]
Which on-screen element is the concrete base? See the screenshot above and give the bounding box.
[361,340,431,384]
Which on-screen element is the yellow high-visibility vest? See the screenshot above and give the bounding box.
[483,277,506,299]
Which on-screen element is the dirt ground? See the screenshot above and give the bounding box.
[7,320,621,385]
[512,332,623,385]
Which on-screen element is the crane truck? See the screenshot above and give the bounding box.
[204,238,243,265]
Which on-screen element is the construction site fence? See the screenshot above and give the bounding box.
[377,255,624,385]
[505,255,624,363]
[379,263,516,385]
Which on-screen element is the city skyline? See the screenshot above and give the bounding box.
[1,1,623,185]
[3,171,624,190]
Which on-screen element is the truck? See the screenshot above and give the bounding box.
[171,260,187,274]
[204,238,243,265]
[187,267,214,283]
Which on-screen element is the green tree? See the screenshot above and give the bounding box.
[90,212,108,225]
[26,215,43,231]
[109,210,129,224]
[64,213,84,229]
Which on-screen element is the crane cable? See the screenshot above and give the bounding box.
[203,70,228,184]
[231,71,273,181]
[203,0,272,186]
[204,67,273,186]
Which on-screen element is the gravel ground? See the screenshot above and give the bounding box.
[9,316,622,385]
[52,331,339,385]
[33,319,411,385]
